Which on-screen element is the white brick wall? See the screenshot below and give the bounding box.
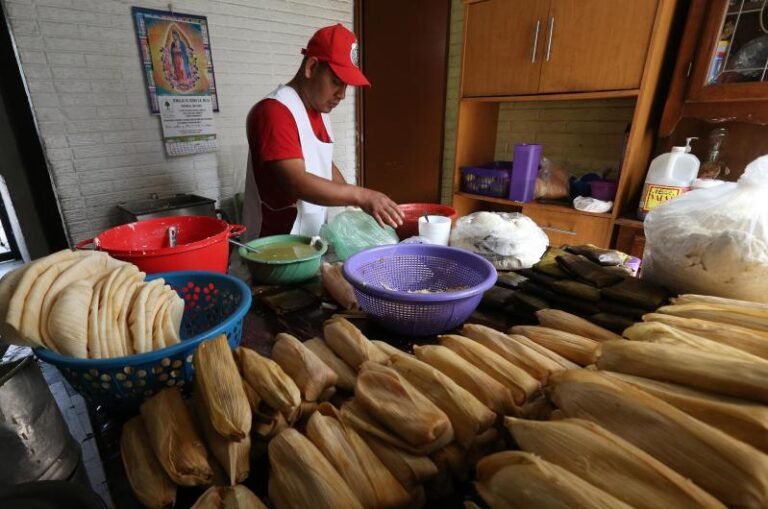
[6,0,356,243]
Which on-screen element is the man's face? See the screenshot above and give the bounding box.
[304,58,347,113]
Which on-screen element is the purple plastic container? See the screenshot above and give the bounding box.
[509,144,542,202]
[342,244,497,336]
[460,161,513,197]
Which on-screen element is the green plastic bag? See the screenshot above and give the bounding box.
[320,210,398,260]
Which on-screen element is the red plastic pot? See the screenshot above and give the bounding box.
[75,216,245,274]
[395,203,458,240]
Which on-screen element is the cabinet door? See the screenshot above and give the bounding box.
[462,0,550,97]
[538,0,658,93]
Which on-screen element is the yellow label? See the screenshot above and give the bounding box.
[641,184,688,212]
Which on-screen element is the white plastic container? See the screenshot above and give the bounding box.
[637,137,700,219]
[418,215,452,246]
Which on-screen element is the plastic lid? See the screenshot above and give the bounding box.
[671,146,687,152]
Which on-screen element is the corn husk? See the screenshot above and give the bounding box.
[193,396,250,486]
[438,334,540,404]
[475,451,634,509]
[253,411,289,440]
[235,346,300,414]
[603,370,768,453]
[195,335,252,440]
[372,340,414,360]
[241,377,261,412]
[365,435,439,489]
[505,417,725,509]
[389,353,495,446]
[272,333,337,401]
[323,317,388,369]
[535,308,622,342]
[658,303,768,333]
[508,325,600,366]
[465,427,505,468]
[321,262,359,311]
[623,321,767,363]
[432,443,469,482]
[596,339,768,403]
[191,485,267,509]
[140,388,213,486]
[460,324,564,381]
[356,362,452,447]
[307,404,410,509]
[304,337,357,391]
[120,416,176,509]
[549,369,768,509]
[268,428,363,509]
[673,293,768,310]
[413,345,515,415]
[506,333,580,370]
[643,313,768,360]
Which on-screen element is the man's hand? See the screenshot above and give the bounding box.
[355,188,404,229]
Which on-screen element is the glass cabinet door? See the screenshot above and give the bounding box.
[705,0,768,85]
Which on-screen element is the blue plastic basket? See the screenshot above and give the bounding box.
[34,271,252,408]
[342,245,497,336]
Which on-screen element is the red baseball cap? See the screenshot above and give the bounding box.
[302,24,371,87]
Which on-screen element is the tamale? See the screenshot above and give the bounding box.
[505,333,580,370]
[478,285,516,311]
[235,346,300,414]
[372,339,413,360]
[603,370,768,453]
[324,316,389,368]
[549,292,600,315]
[461,323,565,380]
[267,428,363,509]
[550,280,602,301]
[508,325,599,366]
[120,416,176,509]
[505,417,725,509]
[549,369,768,509]
[555,253,624,287]
[241,377,260,413]
[589,312,635,333]
[643,312,768,360]
[252,411,288,440]
[271,333,337,401]
[601,276,668,309]
[623,321,767,363]
[519,279,558,301]
[596,339,768,403]
[535,308,621,342]
[389,353,495,446]
[261,288,316,314]
[193,396,249,486]
[475,451,634,509]
[465,427,506,468]
[496,270,531,288]
[356,362,452,447]
[432,443,469,482]
[532,248,569,278]
[564,244,624,266]
[596,299,647,319]
[321,262,359,311]
[195,335,252,440]
[304,337,357,391]
[673,293,768,310]
[413,344,516,415]
[509,290,550,312]
[517,394,555,420]
[657,302,768,333]
[438,334,540,403]
[140,388,213,486]
[307,405,410,509]
[517,268,560,286]
[365,435,439,488]
[191,485,268,509]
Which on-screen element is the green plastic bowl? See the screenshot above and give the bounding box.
[238,234,327,285]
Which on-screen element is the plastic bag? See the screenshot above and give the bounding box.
[642,155,768,302]
[449,211,548,270]
[320,209,398,261]
[534,158,570,200]
[573,196,613,213]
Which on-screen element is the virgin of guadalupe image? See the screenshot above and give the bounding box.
[160,26,198,92]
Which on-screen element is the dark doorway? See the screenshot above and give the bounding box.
[357,0,451,204]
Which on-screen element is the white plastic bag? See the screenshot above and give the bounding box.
[449,211,548,270]
[642,155,768,302]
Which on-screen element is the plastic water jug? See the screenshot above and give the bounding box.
[637,137,700,219]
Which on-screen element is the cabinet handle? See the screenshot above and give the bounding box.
[531,19,541,63]
[545,16,555,62]
[541,225,576,236]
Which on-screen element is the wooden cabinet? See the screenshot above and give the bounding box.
[521,205,613,247]
[462,0,658,97]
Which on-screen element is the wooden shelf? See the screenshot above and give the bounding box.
[455,192,614,218]
[461,89,640,103]
[614,217,645,229]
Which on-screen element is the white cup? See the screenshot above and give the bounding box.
[418,215,452,246]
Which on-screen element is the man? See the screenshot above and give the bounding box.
[242,24,404,240]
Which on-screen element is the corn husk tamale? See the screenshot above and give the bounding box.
[535,308,622,342]
[623,321,767,363]
[252,411,288,440]
[241,377,260,413]
[461,324,564,381]
[190,485,267,509]
[505,417,725,509]
[506,333,580,370]
[549,369,768,508]
[304,337,357,391]
[673,293,768,310]
[658,302,768,333]
[550,279,602,301]
[372,340,414,360]
[235,346,300,414]
[324,317,388,369]
[601,276,669,308]
[432,443,469,482]
[321,262,359,311]
[193,396,250,486]
[438,334,540,403]
[508,325,600,366]
[413,344,516,415]
[365,435,439,489]
[140,388,213,486]
[120,416,176,509]
[356,362,452,447]
[465,427,505,468]
[388,353,495,446]
[307,404,410,509]
[195,335,252,441]
[643,312,768,360]
[596,339,768,403]
[271,333,337,401]
[268,428,363,509]
[603,370,768,453]
[475,451,634,509]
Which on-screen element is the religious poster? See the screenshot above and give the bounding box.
[132,7,219,113]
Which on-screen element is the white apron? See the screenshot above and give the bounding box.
[243,85,334,240]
